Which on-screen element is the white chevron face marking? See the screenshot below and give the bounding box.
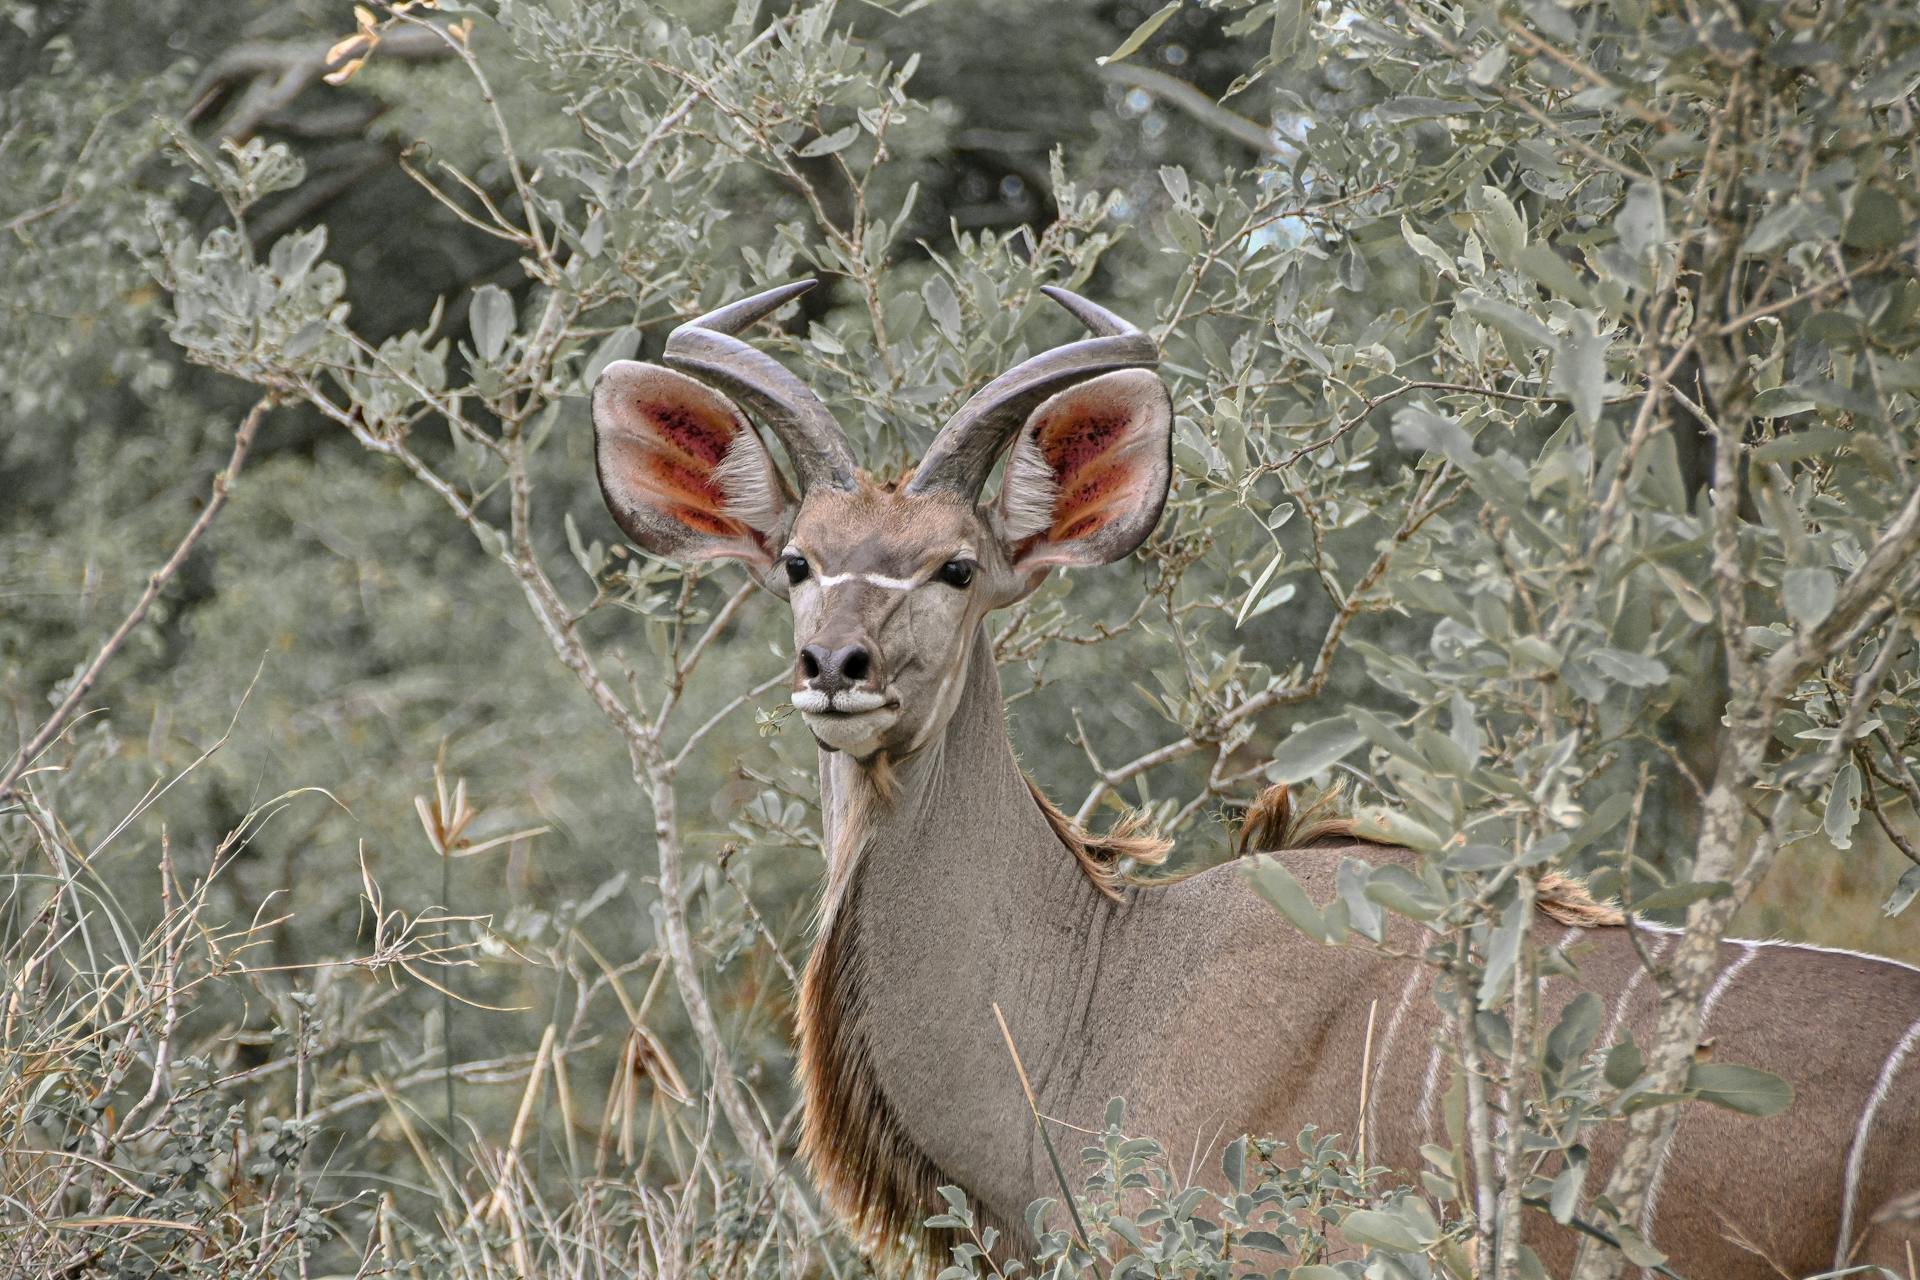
[1836,1013,1920,1269]
[812,571,920,591]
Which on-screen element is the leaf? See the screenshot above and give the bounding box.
[1337,858,1385,942]
[1548,1154,1586,1223]
[1546,992,1603,1074]
[1473,185,1526,261]
[1097,1,1180,65]
[1612,1225,1668,1268]
[1243,856,1325,942]
[1391,408,1476,464]
[1221,1134,1246,1191]
[1402,216,1453,276]
[1266,715,1366,783]
[1551,311,1607,428]
[1883,865,1920,918]
[1687,1062,1794,1116]
[1844,186,1905,252]
[583,325,640,388]
[1631,879,1731,914]
[1824,761,1861,851]
[922,277,962,338]
[1341,1208,1426,1252]
[1605,1039,1643,1089]
[1783,566,1837,628]
[797,124,859,157]
[1367,864,1447,920]
[1648,560,1714,624]
[1750,425,1851,459]
[469,285,515,361]
[1478,896,1527,1009]
[1588,647,1670,688]
[1235,545,1288,627]
[1616,181,1665,260]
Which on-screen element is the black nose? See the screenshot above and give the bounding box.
[800,643,873,693]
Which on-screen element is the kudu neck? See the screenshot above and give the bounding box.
[815,622,1097,932]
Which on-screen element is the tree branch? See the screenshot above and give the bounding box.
[0,395,275,803]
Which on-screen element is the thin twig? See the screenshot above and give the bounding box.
[0,395,274,802]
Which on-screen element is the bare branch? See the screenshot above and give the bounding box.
[0,395,275,803]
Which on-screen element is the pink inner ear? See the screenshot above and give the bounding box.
[1032,410,1148,545]
[612,394,756,541]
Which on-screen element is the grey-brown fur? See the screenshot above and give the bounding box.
[801,622,1920,1276]
[590,286,1919,1278]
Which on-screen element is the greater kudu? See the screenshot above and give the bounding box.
[590,281,1920,1277]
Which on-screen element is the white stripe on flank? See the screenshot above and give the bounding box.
[1601,932,1672,1052]
[813,570,919,591]
[1641,943,1758,1250]
[1416,1043,1444,1139]
[1631,922,1920,977]
[1835,1013,1920,1269]
[1364,968,1427,1152]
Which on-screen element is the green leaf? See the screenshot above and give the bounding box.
[1844,186,1905,252]
[1751,425,1851,459]
[469,285,515,361]
[1824,761,1861,850]
[1647,561,1714,624]
[1337,857,1385,942]
[1473,185,1526,261]
[1392,407,1476,464]
[1221,1134,1246,1192]
[1551,312,1607,428]
[1612,1225,1668,1268]
[1478,896,1527,1008]
[1341,1208,1427,1252]
[1267,715,1366,783]
[798,124,859,157]
[1367,864,1445,921]
[1235,544,1287,627]
[1615,181,1665,260]
[1783,566,1837,628]
[1546,992,1603,1074]
[1097,1,1180,65]
[1549,1153,1586,1223]
[1518,244,1592,302]
[1243,856,1325,942]
[1688,1062,1794,1116]
[1349,805,1442,852]
[1883,865,1920,918]
[1402,216,1453,276]
[922,277,962,338]
[1588,646,1670,688]
[1605,1039,1643,1089]
[1631,879,1731,914]
[583,325,640,388]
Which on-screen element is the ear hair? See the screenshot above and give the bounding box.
[713,434,789,531]
[995,430,1059,543]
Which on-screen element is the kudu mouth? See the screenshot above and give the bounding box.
[793,689,896,716]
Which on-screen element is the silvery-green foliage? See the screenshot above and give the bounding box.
[8,0,1920,1275]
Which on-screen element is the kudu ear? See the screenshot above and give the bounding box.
[592,360,792,570]
[993,368,1172,588]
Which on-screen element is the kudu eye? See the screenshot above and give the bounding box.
[936,559,975,589]
[783,554,812,586]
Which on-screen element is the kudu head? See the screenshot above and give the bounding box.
[591,280,1173,761]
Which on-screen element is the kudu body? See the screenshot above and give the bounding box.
[591,281,1920,1277]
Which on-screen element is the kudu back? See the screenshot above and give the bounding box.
[591,281,1920,1277]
